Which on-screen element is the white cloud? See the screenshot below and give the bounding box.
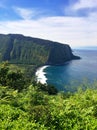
[0,13,97,48]
[0,2,97,48]
[73,0,97,10]
[14,7,37,20]
[64,0,97,17]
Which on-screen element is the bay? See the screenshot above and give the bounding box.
[36,49,97,92]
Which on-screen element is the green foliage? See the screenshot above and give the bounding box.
[0,34,50,65]
[0,62,26,91]
[0,62,9,86]
[1,62,97,129]
[7,71,25,90]
[33,81,58,95]
[1,81,97,129]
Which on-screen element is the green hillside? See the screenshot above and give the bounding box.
[0,34,80,66]
[0,62,97,130]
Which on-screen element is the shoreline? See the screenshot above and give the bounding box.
[35,65,49,84]
[34,57,81,84]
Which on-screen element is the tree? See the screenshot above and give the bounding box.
[7,71,25,91]
[36,82,58,95]
[0,62,9,86]
[0,62,26,91]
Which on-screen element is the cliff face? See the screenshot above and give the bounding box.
[0,34,80,66]
[47,43,80,65]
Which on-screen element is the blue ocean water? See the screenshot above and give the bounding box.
[36,49,97,92]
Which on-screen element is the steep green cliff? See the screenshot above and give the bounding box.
[0,34,80,66]
[46,42,80,65]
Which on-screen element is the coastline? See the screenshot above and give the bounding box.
[35,65,49,84]
[35,57,81,84]
[34,52,81,85]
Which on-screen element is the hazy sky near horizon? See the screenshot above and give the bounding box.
[0,0,97,47]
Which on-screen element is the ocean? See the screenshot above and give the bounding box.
[36,49,97,92]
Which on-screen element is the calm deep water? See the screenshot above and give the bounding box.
[36,49,97,92]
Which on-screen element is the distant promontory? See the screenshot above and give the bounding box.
[0,34,80,66]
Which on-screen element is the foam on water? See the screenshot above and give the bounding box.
[35,66,48,84]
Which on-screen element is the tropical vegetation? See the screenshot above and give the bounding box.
[0,62,97,130]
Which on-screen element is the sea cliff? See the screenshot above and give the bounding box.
[0,34,80,66]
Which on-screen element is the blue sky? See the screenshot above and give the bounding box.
[0,0,97,47]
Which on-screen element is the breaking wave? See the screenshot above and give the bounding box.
[35,66,48,84]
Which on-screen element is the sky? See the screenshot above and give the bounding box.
[0,0,97,48]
